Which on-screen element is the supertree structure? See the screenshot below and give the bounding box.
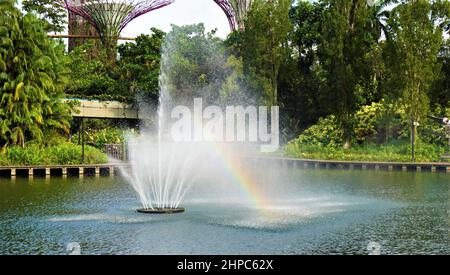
[213,0,253,31]
[63,0,174,57]
[67,0,99,51]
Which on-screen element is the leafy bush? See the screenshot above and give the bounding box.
[286,101,449,162]
[86,128,125,148]
[6,145,45,165]
[0,3,72,147]
[71,128,130,149]
[293,115,343,148]
[0,153,8,166]
[292,100,448,149]
[0,143,107,165]
[353,100,411,144]
[419,104,450,146]
[353,102,383,143]
[285,140,446,162]
[45,143,107,164]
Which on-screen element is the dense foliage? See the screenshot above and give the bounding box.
[285,141,446,163]
[160,24,227,105]
[238,0,292,106]
[0,1,72,148]
[286,102,450,161]
[0,143,107,165]
[71,127,129,149]
[117,28,165,104]
[21,0,67,33]
[282,0,449,160]
[66,29,166,104]
[1,0,449,164]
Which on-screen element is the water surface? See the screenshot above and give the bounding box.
[0,168,448,255]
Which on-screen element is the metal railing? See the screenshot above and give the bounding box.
[104,144,127,160]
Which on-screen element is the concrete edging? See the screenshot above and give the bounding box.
[0,164,131,178]
[248,156,450,173]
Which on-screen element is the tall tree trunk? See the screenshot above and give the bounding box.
[411,118,415,162]
[385,120,390,144]
[273,79,278,106]
[102,36,118,67]
[343,114,351,149]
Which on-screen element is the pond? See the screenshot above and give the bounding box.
[0,167,448,255]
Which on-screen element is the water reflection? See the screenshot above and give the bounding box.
[0,168,448,255]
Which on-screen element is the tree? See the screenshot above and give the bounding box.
[161,24,228,105]
[117,28,165,104]
[429,1,450,107]
[430,40,450,108]
[21,0,67,33]
[65,28,166,104]
[320,0,380,148]
[240,0,292,106]
[0,0,71,147]
[383,0,444,160]
[290,0,325,74]
[65,42,118,100]
[278,0,327,141]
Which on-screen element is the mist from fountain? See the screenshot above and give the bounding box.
[121,25,272,212]
[121,48,196,211]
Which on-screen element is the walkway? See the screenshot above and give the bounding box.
[66,98,140,119]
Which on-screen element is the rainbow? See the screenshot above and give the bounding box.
[207,142,270,210]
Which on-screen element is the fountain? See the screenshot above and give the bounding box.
[121,27,211,214]
[120,24,277,214]
[122,138,201,214]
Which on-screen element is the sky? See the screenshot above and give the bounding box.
[18,0,232,39]
[121,0,231,39]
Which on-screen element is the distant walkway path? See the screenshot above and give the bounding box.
[65,98,141,119]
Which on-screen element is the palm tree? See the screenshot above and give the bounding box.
[370,0,405,41]
[0,0,72,148]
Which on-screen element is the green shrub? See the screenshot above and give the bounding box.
[86,128,125,148]
[291,101,405,149]
[71,128,131,149]
[293,115,343,148]
[82,145,109,164]
[419,104,450,146]
[0,153,8,166]
[6,145,45,165]
[285,140,446,162]
[45,144,80,164]
[42,129,71,147]
[352,100,410,144]
[353,102,384,143]
[0,143,108,165]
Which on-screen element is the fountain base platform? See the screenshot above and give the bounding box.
[137,207,185,214]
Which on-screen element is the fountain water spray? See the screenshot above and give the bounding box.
[121,24,279,214]
[121,62,197,214]
[120,29,212,214]
[123,138,200,213]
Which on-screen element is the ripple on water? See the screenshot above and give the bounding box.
[189,196,389,231]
